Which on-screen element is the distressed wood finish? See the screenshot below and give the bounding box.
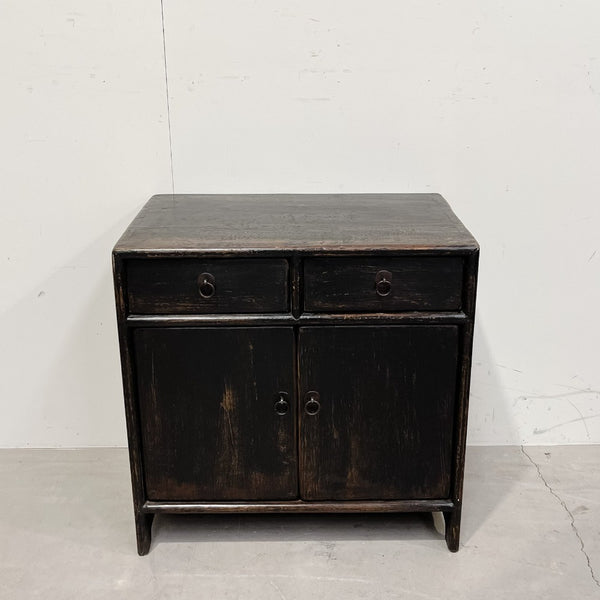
[113,194,478,255]
[113,193,479,555]
[304,256,463,312]
[444,250,479,551]
[125,312,468,327]
[143,499,454,513]
[298,326,458,500]
[112,254,155,555]
[127,258,288,314]
[134,327,297,501]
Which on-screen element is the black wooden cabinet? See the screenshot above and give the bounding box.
[113,194,478,555]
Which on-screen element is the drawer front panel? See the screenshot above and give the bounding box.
[127,258,289,314]
[303,256,463,312]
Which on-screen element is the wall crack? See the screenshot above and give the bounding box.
[521,445,600,588]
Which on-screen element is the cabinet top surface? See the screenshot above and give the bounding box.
[114,194,478,255]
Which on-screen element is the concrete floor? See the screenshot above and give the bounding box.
[0,446,598,599]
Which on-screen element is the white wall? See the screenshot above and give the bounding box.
[0,2,172,447]
[1,1,599,447]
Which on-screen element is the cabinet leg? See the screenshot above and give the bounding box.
[443,508,461,552]
[135,511,154,556]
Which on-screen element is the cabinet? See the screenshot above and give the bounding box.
[113,194,479,554]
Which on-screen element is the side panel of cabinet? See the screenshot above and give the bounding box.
[299,326,458,501]
[133,327,297,501]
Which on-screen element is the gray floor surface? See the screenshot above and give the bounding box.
[0,446,599,599]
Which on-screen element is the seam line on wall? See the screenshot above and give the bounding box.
[160,0,175,194]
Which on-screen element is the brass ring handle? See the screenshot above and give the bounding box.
[375,270,392,297]
[198,273,216,298]
[304,391,321,416]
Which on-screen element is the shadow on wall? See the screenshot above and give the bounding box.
[459,316,524,544]
[0,208,142,448]
[468,314,520,446]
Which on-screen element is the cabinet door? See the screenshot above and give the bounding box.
[299,326,458,501]
[134,327,297,501]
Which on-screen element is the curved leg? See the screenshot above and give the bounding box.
[135,511,154,555]
[444,507,461,552]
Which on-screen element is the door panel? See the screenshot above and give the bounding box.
[134,327,297,501]
[299,326,458,500]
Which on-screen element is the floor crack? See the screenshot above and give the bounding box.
[521,445,600,588]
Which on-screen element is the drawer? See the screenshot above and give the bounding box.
[127,258,289,314]
[303,257,463,312]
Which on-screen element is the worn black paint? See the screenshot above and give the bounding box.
[299,326,458,500]
[113,194,478,255]
[127,258,289,314]
[134,327,297,501]
[304,257,463,312]
[113,193,479,555]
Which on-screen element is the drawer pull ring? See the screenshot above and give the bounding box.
[198,273,216,298]
[274,393,289,416]
[375,270,392,297]
[304,391,321,416]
